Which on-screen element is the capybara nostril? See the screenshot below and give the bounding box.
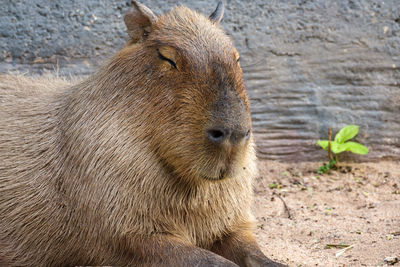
[206,128,229,144]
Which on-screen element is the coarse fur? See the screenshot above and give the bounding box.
[0,2,284,266]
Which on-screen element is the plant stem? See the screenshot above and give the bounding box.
[328,127,333,161]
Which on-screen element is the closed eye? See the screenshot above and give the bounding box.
[237,57,240,62]
[157,49,177,69]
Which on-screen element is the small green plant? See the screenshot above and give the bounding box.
[317,125,369,174]
[317,158,337,174]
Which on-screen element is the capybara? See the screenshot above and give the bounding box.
[0,1,284,266]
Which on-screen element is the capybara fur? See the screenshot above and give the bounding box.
[0,2,284,266]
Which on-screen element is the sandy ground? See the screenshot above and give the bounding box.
[253,160,400,267]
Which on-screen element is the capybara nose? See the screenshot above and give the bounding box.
[206,127,250,145]
[206,127,230,144]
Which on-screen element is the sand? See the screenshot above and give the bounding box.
[254,160,400,267]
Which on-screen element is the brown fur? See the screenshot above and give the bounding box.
[0,2,284,266]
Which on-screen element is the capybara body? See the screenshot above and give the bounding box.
[0,2,283,266]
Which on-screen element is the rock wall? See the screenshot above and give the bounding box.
[1,0,399,161]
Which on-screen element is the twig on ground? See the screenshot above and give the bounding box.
[273,191,292,219]
[325,244,351,249]
[335,244,354,258]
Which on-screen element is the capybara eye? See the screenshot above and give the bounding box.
[157,49,177,69]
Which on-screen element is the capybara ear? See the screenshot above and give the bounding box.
[124,1,157,42]
[209,1,224,24]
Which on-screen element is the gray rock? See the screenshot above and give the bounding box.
[1,0,399,161]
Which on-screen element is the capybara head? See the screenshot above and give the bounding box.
[108,1,253,183]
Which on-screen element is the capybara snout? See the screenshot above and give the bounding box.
[206,82,251,147]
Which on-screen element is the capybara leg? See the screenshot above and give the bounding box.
[210,230,286,267]
[129,236,239,266]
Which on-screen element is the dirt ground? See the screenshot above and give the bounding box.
[253,160,400,267]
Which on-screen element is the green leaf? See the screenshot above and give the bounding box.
[317,159,337,174]
[269,183,278,189]
[343,142,369,154]
[318,140,350,154]
[330,142,348,154]
[328,159,337,167]
[334,125,359,144]
[317,165,329,174]
[317,140,329,150]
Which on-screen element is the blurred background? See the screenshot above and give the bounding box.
[1,0,399,161]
